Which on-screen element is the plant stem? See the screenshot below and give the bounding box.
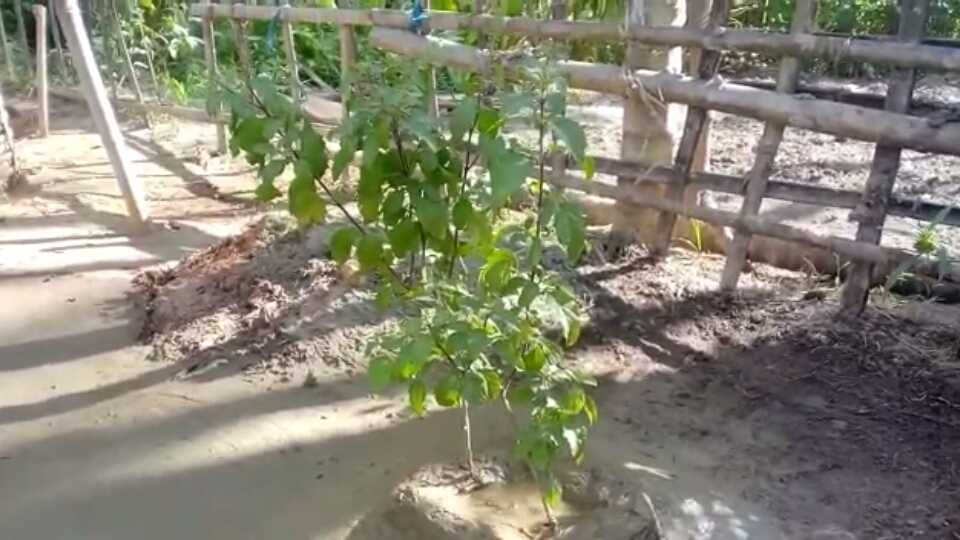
[462,403,476,475]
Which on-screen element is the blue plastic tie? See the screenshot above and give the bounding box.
[266,5,282,52]
[409,0,428,33]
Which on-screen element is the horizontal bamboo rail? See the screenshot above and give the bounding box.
[49,87,228,123]
[187,4,960,71]
[567,154,960,228]
[369,28,960,157]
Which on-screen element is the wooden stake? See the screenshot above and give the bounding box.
[55,0,149,229]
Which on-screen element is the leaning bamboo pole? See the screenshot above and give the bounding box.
[841,0,929,314]
[369,28,960,157]
[186,4,960,71]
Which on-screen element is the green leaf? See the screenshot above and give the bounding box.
[260,159,287,185]
[507,383,536,405]
[358,163,385,223]
[481,370,503,399]
[329,227,359,264]
[368,357,393,392]
[461,371,489,404]
[479,249,517,293]
[288,176,326,226]
[562,427,586,465]
[331,137,356,181]
[582,155,596,180]
[231,116,266,154]
[583,395,598,424]
[554,200,587,262]
[413,191,449,240]
[434,374,461,407]
[381,190,407,226]
[374,282,396,311]
[551,116,588,162]
[522,345,547,373]
[561,387,587,415]
[449,97,479,143]
[488,150,532,208]
[518,282,540,309]
[356,235,383,271]
[254,181,281,201]
[388,218,421,257]
[299,127,329,179]
[409,380,428,416]
[452,198,474,230]
[541,474,563,508]
[476,108,502,136]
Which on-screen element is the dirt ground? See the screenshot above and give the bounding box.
[2,87,960,540]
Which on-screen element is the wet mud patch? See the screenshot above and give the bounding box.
[346,457,671,540]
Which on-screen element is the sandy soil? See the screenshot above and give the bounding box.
[2,88,960,540]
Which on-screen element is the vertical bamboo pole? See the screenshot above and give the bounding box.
[421,0,438,119]
[231,1,253,79]
[49,1,69,79]
[840,0,929,314]
[650,0,730,256]
[55,0,149,228]
[12,0,32,75]
[0,20,13,80]
[685,0,712,194]
[33,5,51,138]
[338,0,357,117]
[719,0,815,291]
[110,0,150,126]
[280,0,301,102]
[549,0,568,184]
[615,0,685,245]
[473,0,487,50]
[202,0,227,153]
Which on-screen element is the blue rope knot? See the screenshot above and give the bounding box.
[266,3,283,52]
[408,0,428,33]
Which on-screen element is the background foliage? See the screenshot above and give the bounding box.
[2,0,959,100]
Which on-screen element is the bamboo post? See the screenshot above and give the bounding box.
[231,1,253,79]
[422,0,439,119]
[474,0,487,50]
[338,0,357,113]
[280,0,301,102]
[616,0,686,246]
[651,0,729,256]
[840,0,930,314]
[684,0,712,176]
[0,15,14,80]
[719,0,814,290]
[549,0,568,185]
[55,0,149,228]
[49,1,69,80]
[202,0,228,153]
[12,0,31,75]
[110,0,151,126]
[33,5,51,137]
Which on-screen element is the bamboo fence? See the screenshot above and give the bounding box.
[196,0,960,314]
[22,0,960,314]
